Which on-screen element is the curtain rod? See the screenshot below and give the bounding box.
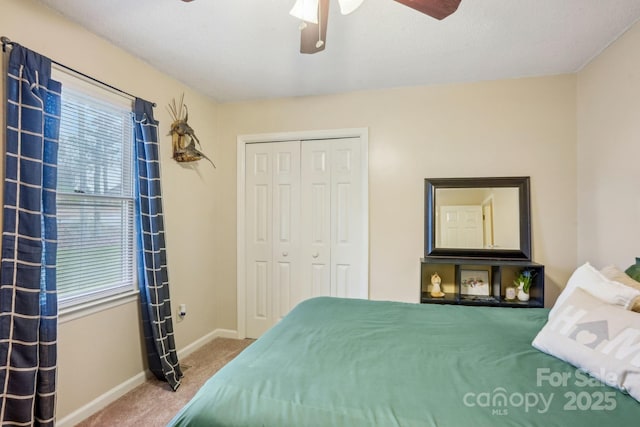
[1,36,156,107]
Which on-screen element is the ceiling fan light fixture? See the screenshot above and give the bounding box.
[290,0,320,24]
[337,0,364,15]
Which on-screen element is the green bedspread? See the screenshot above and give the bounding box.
[168,297,639,426]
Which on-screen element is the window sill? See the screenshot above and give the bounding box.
[59,289,140,324]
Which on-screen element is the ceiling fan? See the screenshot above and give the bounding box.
[290,0,462,54]
[180,0,462,54]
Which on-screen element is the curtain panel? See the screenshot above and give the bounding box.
[0,44,60,427]
[133,99,182,391]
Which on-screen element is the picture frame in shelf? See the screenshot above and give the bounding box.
[460,269,490,296]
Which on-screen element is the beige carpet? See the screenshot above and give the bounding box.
[75,337,253,427]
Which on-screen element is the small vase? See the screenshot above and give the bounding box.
[517,282,530,302]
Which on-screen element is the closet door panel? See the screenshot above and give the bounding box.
[245,143,274,337]
[331,138,364,298]
[311,264,331,296]
[254,261,269,318]
[301,141,332,300]
[274,261,292,319]
[272,142,301,321]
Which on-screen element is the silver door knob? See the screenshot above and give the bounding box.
[282,252,288,257]
[312,252,319,258]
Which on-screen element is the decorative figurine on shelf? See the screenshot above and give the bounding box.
[514,269,536,302]
[167,94,215,167]
[430,272,445,298]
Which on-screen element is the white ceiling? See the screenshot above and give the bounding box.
[38,0,640,103]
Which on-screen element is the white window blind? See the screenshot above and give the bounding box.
[56,80,136,309]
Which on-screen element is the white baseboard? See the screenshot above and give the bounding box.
[177,328,239,359]
[56,371,149,427]
[57,328,238,427]
[210,328,239,339]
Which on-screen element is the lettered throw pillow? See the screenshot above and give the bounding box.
[533,288,640,402]
[549,262,640,318]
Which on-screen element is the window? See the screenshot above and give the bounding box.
[54,70,137,309]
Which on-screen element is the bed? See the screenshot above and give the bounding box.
[168,297,639,426]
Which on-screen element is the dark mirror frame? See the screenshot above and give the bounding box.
[425,176,532,260]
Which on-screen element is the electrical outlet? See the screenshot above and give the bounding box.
[179,303,187,317]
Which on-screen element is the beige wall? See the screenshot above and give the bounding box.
[217,75,578,330]
[577,22,640,270]
[12,0,637,422]
[1,0,222,420]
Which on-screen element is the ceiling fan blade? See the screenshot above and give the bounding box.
[393,0,461,20]
[290,0,320,24]
[338,0,364,15]
[300,0,329,54]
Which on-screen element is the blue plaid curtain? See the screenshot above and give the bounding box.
[133,99,182,391]
[0,45,60,426]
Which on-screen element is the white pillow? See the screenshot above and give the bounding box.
[549,262,640,318]
[600,265,640,312]
[533,288,640,402]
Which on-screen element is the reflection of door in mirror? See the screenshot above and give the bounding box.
[482,198,494,248]
[439,205,483,248]
[435,187,520,250]
[490,188,519,249]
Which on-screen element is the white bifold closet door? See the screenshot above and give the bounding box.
[245,138,364,338]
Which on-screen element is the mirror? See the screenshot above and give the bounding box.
[425,177,531,260]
